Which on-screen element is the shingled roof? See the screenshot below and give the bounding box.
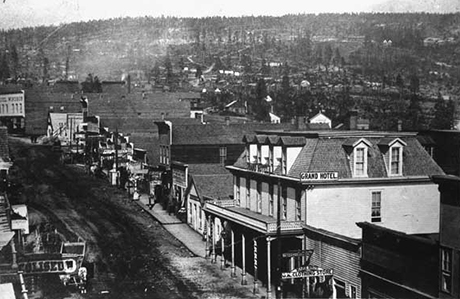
[172,122,297,145]
[188,164,233,200]
[234,131,445,180]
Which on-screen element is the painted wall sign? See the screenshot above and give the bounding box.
[18,259,77,274]
[0,92,25,117]
[300,172,339,181]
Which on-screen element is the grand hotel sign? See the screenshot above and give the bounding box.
[300,172,339,181]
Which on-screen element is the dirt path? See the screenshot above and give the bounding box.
[8,137,256,299]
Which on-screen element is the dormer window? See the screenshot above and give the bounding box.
[379,138,407,177]
[343,138,372,178]
[390,145,403,176]
[354,146,367,177]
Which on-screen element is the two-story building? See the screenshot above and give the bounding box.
[154,120,300,218]
[203,130,443,298]
[432,174,460,298]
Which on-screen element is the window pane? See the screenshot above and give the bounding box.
[371,192,381,222]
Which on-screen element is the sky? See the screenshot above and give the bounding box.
[0,0,385,29]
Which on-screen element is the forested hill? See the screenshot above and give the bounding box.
[0,13,459,81]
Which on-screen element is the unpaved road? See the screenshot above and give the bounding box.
[8,137,256,299]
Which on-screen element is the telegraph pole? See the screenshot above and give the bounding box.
[115,127,119,187]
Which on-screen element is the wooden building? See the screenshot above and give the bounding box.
[203,129,443,298]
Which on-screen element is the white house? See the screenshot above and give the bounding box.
[309,112,331,128]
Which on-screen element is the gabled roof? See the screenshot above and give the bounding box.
[378,137,407,147]
[277,136,306,146]
[342,137,372,148]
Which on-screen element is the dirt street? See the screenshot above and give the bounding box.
[7,137,257,299]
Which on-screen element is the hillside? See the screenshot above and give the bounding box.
[372,0,460,13]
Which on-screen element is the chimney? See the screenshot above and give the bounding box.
[297,116,307,130]
[225,116,230,126]
[397,120,403,132]
[161,112,165,120]
[349,110,358,130]
[80,96,88,121]
[127,74,131,94]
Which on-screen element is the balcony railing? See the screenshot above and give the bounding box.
[247,162,272,174]
[209,199,236,208]
[266,221,304,233]
[204,201,304,234]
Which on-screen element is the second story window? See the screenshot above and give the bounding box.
[282,187,287,220]
[371,191,381,222]
[219,146,227,165]
[269,183,274,216]
[282,148,287,175]
[246,178,251,209]
[235,176,240,206]
[441,247,452,293]
[165,146,170,165]
[256,181,262,213]
[295,189,301,221]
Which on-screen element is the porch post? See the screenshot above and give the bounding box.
[266,236,272,299]
[241,233,247,285]
[10,235,17,269]
[231,229,236,277]
[221,230,225,270]
[205,215,210,259]
[302,235,306,299]
[253,238,258,294]
[212,217,217,263]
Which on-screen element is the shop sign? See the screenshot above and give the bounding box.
[18,259,77,274]
[281,268,333,279]
[282,249,313,258]
[172,168,186,188]
[11,204,29,234]
[300,172,338,181]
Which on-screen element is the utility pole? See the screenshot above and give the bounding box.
[115,127,119,187]
[276,177,282,299]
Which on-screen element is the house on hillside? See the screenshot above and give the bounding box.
[309,112,331,128]
[203,129,443,298]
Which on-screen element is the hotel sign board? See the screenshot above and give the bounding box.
[300,172,338,181]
